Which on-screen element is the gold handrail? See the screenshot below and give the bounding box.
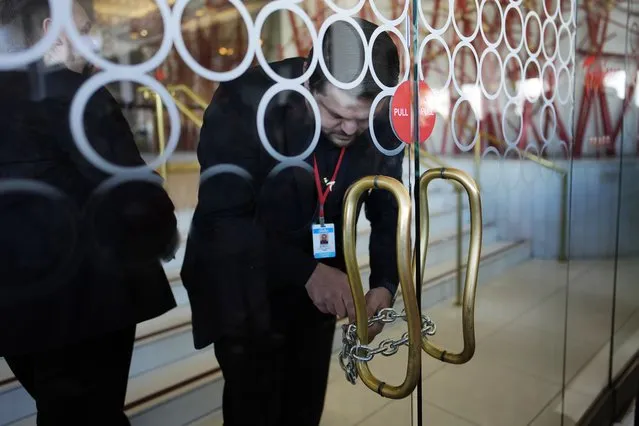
[153,90,167,181]
[167,84,209,110]
[472,126,568,261]
[137,87,169,180]
[163,86,205,173]
[172,97,204,128]
[137,86,206,178]
[343,175,422,399]
[139,87,205,128]
[418,168,483,364]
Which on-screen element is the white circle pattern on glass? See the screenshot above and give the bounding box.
[0,0,578,235]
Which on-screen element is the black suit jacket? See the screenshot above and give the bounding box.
[181,58,404,349]
[0,66,178,356]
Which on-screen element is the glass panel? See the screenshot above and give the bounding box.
[560,0,638,423]
[0,1,419,426]
[612,0,639,414]
[561,20,618,426]
[416,0,577,425]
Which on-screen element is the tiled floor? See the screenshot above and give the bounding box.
[193,257,639,426]
[321,258,639,426]
[165,170,199,211]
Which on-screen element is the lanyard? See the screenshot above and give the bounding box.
[313,147,346,225]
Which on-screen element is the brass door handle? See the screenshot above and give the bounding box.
[418,168,483,364]
[340,168,482,398]
[342,176,422,399]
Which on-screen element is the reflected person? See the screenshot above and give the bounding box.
[181,18,403,426]
[0,1,178,425]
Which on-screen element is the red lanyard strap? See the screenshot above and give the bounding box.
[313,147,346,224]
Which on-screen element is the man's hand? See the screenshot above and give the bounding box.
[305,263,355,321]
[365,287,393,343]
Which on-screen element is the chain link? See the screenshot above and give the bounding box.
[339,308,437,385]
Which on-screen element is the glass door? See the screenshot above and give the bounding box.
[164,1,425,425]
[415,0,579,425]
[0,1,426,426]
[329,1,485,425]
[290,2,422,425]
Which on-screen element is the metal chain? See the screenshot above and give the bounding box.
[338,308,437,385]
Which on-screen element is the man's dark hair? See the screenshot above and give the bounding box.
[307,18,400,100]
[0,0,51,51]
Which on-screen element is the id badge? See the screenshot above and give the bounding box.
[312,223,336,259]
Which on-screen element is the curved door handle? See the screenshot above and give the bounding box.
[342,175,422,399]
[418,168,483,364]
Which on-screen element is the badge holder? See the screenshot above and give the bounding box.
[312,216,336,259]
[311,149,345,260]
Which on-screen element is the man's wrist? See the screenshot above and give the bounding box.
[373,281,396,302]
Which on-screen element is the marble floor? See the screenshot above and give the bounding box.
[190,257,639,426]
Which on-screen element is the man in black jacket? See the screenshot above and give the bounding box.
[181,18,404,425]
[0,1,178,425]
